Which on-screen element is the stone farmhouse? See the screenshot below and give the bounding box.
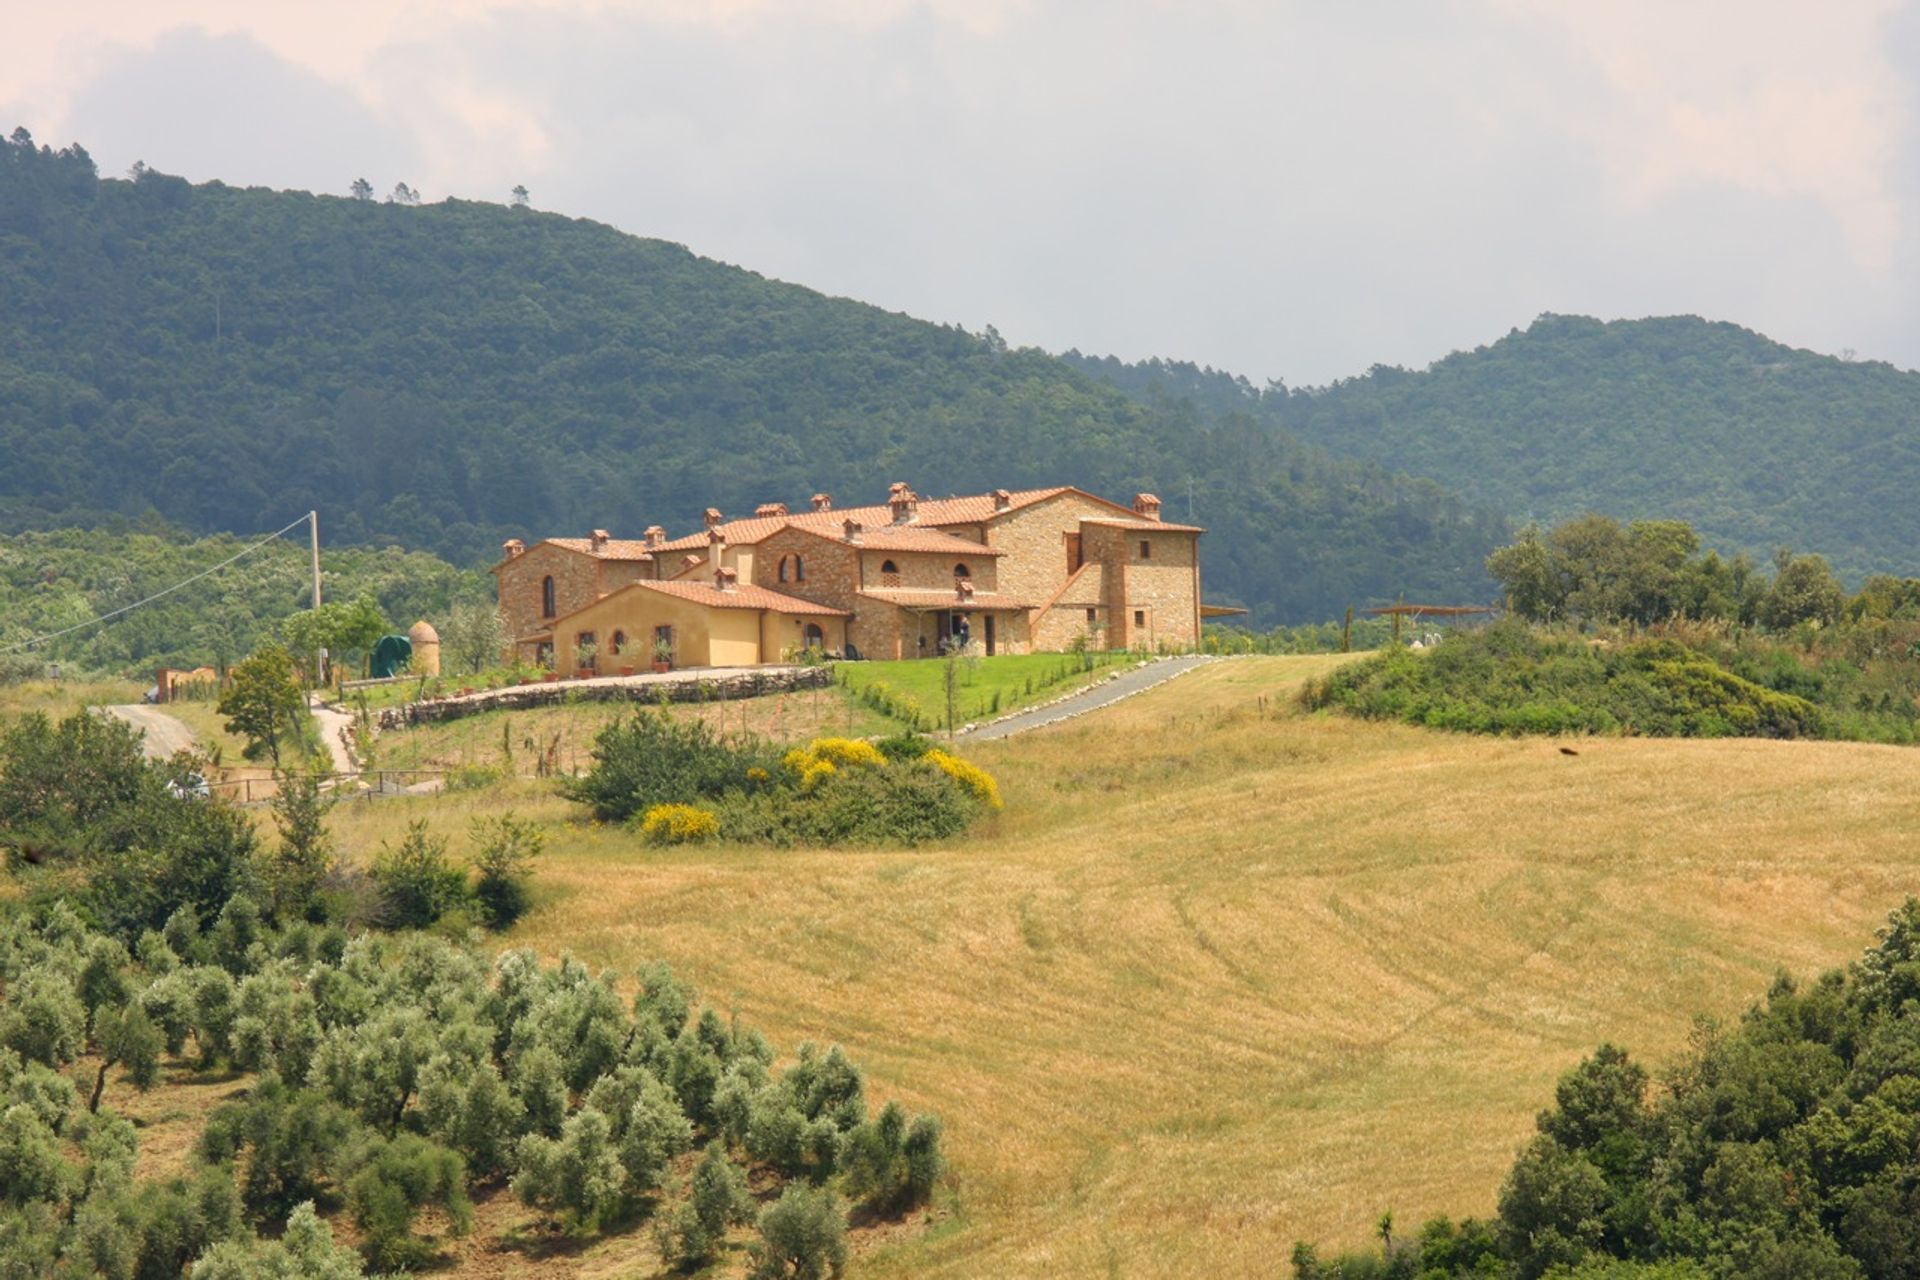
[493,484,1207,672]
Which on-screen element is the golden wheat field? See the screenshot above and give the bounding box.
[314,656,1920,1275]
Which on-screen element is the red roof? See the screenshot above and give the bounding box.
[1078,516,1206,533]
[625,579,847,616]
[785,524,1004,556]
[652,486,1082,552]
[490,537,657,572]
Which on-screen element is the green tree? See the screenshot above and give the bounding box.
[750,1183,847,1280]
[369,821,470,929]
[218,647,305,765]
[440,599,509,675]
[280,595,389,682]
[659,1144,754,1269]
[470,811,542,929]
[267,770,333,920]
[88,1002,162,1113]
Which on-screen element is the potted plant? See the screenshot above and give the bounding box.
[651,636,674,674]
[539,652,560,683]
[574,640,599,681]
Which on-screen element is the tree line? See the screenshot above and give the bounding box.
[0,127,1505,625]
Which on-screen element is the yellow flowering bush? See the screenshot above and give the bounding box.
[923,748,1003,810]
[782,736,887,794]
[639,803,720,844]
[745,766,770,784]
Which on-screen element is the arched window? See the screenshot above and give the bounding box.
[778,555,791,582]
[794,555,805,582]
[953,563,971,580]
[541,575,556,618]
[804,623,825,649]
[880,559,900,588]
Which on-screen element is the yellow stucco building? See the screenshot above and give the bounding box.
[494,484,1205,672]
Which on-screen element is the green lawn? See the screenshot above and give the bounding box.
[835,650,1147,731]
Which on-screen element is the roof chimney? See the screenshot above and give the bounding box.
[842,518,863,544]
[811,493,833,512]
[502,538,525,559]
[1133,493,1162,521]
[991,488,1012,512]
[888,482,918,525]
[643,525,665,549]
[714,567,738,593]
[682,554,702,570]
[708,526,728,553]
[754,502,789,517]
[590,528,610,551]
[703,508,724,529]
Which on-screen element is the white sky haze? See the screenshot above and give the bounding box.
[4,0,1915,384]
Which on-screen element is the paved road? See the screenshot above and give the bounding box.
[100,704,198,759]
[308,697,358,774]
[959,655,1218,742]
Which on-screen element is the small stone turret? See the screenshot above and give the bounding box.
[407,620,441,676]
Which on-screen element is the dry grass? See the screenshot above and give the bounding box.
[297,656,1920,1275]
[0,677,144,721]
[365,684,895,774]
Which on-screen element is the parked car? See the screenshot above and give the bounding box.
[167,773,211,801]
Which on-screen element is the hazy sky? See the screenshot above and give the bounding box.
[5,1,1916,385]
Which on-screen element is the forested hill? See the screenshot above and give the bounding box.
[0,131,1506,625]
[1074,315,1920,583]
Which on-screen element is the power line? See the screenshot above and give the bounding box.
[0,514,315,656]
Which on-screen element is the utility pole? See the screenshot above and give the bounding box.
[309,511,325,686]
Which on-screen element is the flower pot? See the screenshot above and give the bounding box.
[543,673,561,683]
[459,687,474,697]
[576,669,595,681]
[619,666,635,677]
[653,661,671,674]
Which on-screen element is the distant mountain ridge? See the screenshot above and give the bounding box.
[1074,315,1920,582]
[0,129,1504,625]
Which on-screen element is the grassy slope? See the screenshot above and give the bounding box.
[304,656,1920,1277]
[836,651,1148,729]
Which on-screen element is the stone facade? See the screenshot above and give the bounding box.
[495,483,1205,667]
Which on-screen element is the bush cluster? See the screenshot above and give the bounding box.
[1294,898,1920,1280]
[1308,623,1850,741]
[570,711,1000,847]
[0,905,943,1273]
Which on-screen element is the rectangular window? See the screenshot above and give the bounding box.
[1138,540,1152,559]
[1134,610,1146,627]
[576,632,596,670]
[1085,607,1097,624]
[1065,532,1083,574]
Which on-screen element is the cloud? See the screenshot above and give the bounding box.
[10,2,1920,383]
[60,28,420,194]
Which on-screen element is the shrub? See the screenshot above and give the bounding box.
[470,812,543,929]
[513,1108,626,1232]
[842,1102,944,1213]
[922,749,1003,810]
[370,821,472,929]
[658,1144,755,1269]
[794,761,974,846]
[566,710,762,821]
[640,804,721,846]
[750,1183,847,1280]
[187,1201,366,1279]
[343,1133,471,1270]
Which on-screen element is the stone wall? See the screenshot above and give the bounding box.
[377,665,834,729]
[495,543,600,648]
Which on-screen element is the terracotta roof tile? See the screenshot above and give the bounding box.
[654,486,1078,551]
[628,579,847,616]
[1079,517,1206,533]
[542,537,658,560]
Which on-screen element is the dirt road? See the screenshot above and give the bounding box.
[100,704,198,759]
